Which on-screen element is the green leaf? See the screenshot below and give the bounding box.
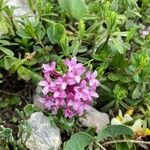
[100,84,111,92]
[111,0,119,11]
[132,73,140,83]
[30,71,43,83]
[4,56,10,70]
[95,31,108,50]
[60,34,69,56]
[79,19,85,37]
[118,75,132,83]
[0,40,12,46]
[47,23,65,44]
[0,47,14,57]
[112,53,127,69]
[126,28,135,42]
[16,29,32,39]
[10,59,27,72]
[17,66,31,81]
[23,104,36,117]
[77,46,87,53]
[0,100,9,108]
[59,0,88,19]
[116,143,136,150]
[9,96,20,106]
[108,73,119,81]
[106,17,112,31]
[65,132,93,150]
[96,125,134,142]
[0,0,3,10]
[0,73,3,78]
[0,125,14,142]
[132,85,141,99]
[112,31,128,37]
[111,38,125,54]
[71,39,80,56]
[0,18,9,35]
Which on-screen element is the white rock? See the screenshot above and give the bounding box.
[80,107,110,133]
[6,0,32,17]
[6,0,29,16]
[33,86,45,110]
[22,112,61,150]
[0,0,34,36]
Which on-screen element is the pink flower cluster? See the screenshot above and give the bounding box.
[38,57,100,118]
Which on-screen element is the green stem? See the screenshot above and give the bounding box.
[103,139,150,147]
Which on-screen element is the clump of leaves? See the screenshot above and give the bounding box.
[0,0,150,149]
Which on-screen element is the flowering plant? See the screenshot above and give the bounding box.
[111,109,150,137]
[38,57,100,118]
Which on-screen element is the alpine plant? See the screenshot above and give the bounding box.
[38,57,100,118]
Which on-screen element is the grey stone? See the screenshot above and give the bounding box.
[6,0,33,16]
[80,107,110,133]
[33,86,45,110]
[0,0,34,36]
[23,112,61,150]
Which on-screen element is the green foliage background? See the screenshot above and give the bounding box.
[0,0,150,149]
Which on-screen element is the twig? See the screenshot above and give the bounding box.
[0,89,19,96]
[103,139,150,147]
[0,89,28,102]
[96,142,107,150]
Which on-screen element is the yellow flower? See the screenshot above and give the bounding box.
[126,108,134,116]
[111,110,133,125]
[131,119,150,137]
[145,128,150,136]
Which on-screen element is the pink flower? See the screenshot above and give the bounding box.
[42,62,55,81]
[74,80,89,100]
[56,75,68,90]
[38,57,100,118]
[65,57,86,83]
[55,98,66,107]
[65,107,75,118]
[65,57,85,72]
[68,98,87,116]
[86,88,99,102]
[38,79,56,95]
[86,71,100,88]
[38,80,51,95]
[64,57,77,71]
[42,61,60,78]
[74,102,89,116]
[53,86,67,98]
[67,68,85,83]
[42,61,56,74]
[89,88,99,98]
[39,96,54,110]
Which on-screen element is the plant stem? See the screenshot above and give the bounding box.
[0,89,27,102]
[103,139,150,147]
[96,142,107,150]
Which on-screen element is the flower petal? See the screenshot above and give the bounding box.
[38,80,48,86]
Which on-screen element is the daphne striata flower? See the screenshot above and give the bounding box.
[74,80,89,100]
[38,57,100,118]
[65,107,75,118]
[65,57,84,71]
[86,71,100,88]
[42,61,56,73]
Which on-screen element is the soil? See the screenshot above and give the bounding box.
[0,72,36,138]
